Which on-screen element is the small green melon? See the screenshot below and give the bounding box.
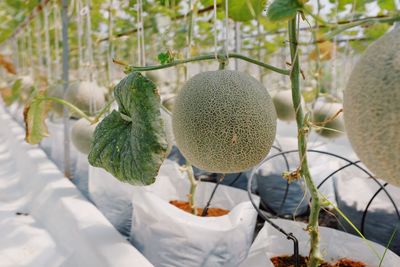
[344,27,400,186]
[272,89,297,122]
[312,102,344,138]
[65,81,106,116]
[172,70,277,173]
[71,118,98,154]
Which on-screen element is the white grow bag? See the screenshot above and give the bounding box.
[129,160,260,267]
[334,168,400,255]
[89,160,259,266]
[240,218,400,267]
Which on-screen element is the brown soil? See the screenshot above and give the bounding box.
[271,255,366,267]
[169,200,230,217]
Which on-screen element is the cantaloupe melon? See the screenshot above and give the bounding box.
[313,102,345,138]
[272,89,299,122]
[344,27,400,186]
[65,81,106,116]
[71,118,98,154]
[172,70,277,173]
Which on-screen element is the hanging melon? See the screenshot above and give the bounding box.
[172,70,277,173]
[312,102,345,138]
[71,118,98,154]
[65,81,106,116]
[344,27,400,186]
[272,89,298,122]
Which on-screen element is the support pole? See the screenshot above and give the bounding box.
[61,0,71,179]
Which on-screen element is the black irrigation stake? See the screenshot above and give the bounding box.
[201,174,225,216]
[247,165,300,267]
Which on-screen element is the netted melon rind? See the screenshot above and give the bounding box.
[344,28,400,186]
[172,70,277,173]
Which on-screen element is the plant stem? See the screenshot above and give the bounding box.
[288,16,322,267]
[186,164,198,216]
[124,53,290,76]
[43,96,95,123]
[93,97,114,123]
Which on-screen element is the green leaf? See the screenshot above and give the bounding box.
[158,51,174,64]
[267,0,303,22]
[378,0,395,11]
[364,23,390,40]
[88,72,167,185]
[4,78,22,106]
[227,0,266,22]
[23,90,50,145]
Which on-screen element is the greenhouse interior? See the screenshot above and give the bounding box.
[0,0,399,266]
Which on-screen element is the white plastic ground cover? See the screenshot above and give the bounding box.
[39,119,90,198]
[335,169,400,255]
[240,218,400,267]
[0,103,153,267]
[130,160,260,267]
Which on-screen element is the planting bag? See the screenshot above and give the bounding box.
[89,166,134,236]
[129,159,259,267]
[334,167,400,255]
[240,218,400,267]
[88,159,182,236]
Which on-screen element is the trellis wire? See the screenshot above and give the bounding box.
[54,1,61,80]
[85,0,95,81]
[35,13,43,81]
[213,0,218,59]
[224,0,229,59]
[234,22,240,71]
[136,0,146,66]
[44,3,52,81]
[76,0,83,80]
[107,0,114,84]
[27,27,34,76]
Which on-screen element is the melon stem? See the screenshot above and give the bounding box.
[124,53,290,76]
[186,163,198,216]
[288,16,322,267]
[43,96,95,123]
